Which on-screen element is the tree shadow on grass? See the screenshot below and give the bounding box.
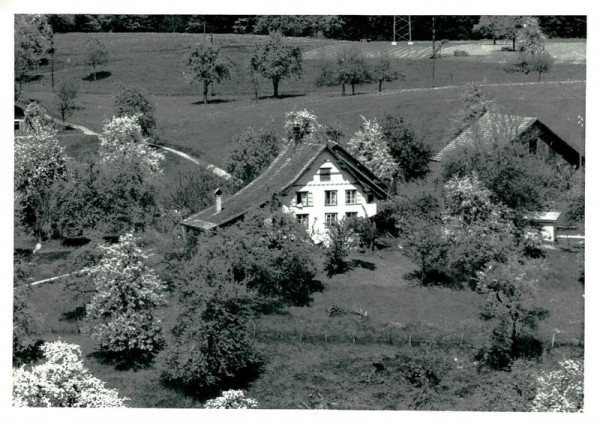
[347,259,377,271]
[82,71,112,81]
[88,350,156,371]
[24,74,43,83]
[258,93,306,100]
[60,305,86,323]
[191,98,234,105]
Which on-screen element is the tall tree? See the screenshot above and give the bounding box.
[14,14,52,100]
[382,114,432,185]
[473,16,524,49]
[55,80,78,127]
[84,37,109,81]
[447,83,492,140]
[346,116,396,181]
[84,233,167,360]
[373,51,400,92]
[114,86,156,138]
[251,31,303,98]
[316,47,371,96]
[226,127,280,186]
[186,44,232,105]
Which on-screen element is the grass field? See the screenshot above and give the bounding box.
[26,242,584,409]
[21,33,586,168]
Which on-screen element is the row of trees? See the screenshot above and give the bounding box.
[33,14,587,40]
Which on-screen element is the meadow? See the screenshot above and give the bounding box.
[22,33,585,167]
[26,243,584,409]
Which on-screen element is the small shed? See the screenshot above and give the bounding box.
[525,212,561,242]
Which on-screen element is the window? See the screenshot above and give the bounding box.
[296,191,308,206]
[325,190,338,206]
[345,212,358,219]
[325,213,338,227]
[319,168,331,182]
[345,190,358,204]
[296,214,309,228]
[529,138,537,155]
[367,194,375,204]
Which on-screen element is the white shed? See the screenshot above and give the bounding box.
[525,212,561,242]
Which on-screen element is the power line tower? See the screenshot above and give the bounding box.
[392,16,413,45]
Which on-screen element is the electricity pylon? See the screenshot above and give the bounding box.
[392,16,412,45]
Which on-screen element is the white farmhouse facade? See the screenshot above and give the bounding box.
[281,149,379,240]
[182,141,388,237]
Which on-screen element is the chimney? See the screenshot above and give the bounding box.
[292,121,301,147]
[214,188,223,214]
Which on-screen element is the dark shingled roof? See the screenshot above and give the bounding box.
[182,141,388,231]
[433,112,537,162]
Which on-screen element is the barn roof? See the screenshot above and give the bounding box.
[182,141,388,231]
[433,112,538,162]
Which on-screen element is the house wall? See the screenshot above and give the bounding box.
[281,150,380,240]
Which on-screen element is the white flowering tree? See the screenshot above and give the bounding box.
[99,115,164,174]
[531,359,584,412]
[13,341,128,407]
[204,390,258,409]
[14,121,68,239]
[346,116,396,181]
[284,109,322,143]
[85,233,167,358]
[442,174,517,283]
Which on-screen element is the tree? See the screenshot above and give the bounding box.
[382,114,432,185]
[98,115,164,174]
[516,17,547,55]
[14,14,52,100]
[251,31,302,98]
[13,341,128,407]
[473,16,524,49]
[159,283,262,396]
[13,264,41,365]
[186,44,232,105]
[476,257,549,370]
[114,86,156,138]
[442,174,518,285]
[84,37,109,81]
[391,194,448,284]
[373,51,400,92]
[506,51,554,81]
[324,218,355,277]
[317,47,371,96]
[55,80,78,127]
[531,359,584,412]
[226,127,281,186]
[84,233,167,360]
[346,116,396,181]
[14,121,68,240]
[283,108,323,143]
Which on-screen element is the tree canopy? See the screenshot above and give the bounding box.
[186,44,232,104]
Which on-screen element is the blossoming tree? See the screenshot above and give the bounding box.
[84,233,167,358]
[346,116,396,181]
[204,390,258,409]
[13,341,128,407]
[531,359,584,412]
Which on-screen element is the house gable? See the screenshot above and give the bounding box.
[181,141,388,232]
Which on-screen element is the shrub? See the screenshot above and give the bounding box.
[13,264,42,365]
[160,283,262,396]
[324,219,355,277]
[204,390,258,409]
[13,341,128,407]
[531,359,584,412]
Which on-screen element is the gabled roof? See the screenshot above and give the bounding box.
[182,141,388,231]
[433,112,538,162]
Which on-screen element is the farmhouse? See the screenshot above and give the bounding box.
[433,112,584,167]
[182,141,389,240]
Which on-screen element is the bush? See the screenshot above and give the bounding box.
[13,341,128,407]
[204,389,258,409]
[324,219,355,277]
[160,283,262,397]
[13,264,42,366]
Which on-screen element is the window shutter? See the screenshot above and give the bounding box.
[292,194,297,207]
[356,191,364,204]
[307,192,313,207]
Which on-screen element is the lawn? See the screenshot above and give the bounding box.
[26,243,584,409]
[21,33,586,168]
